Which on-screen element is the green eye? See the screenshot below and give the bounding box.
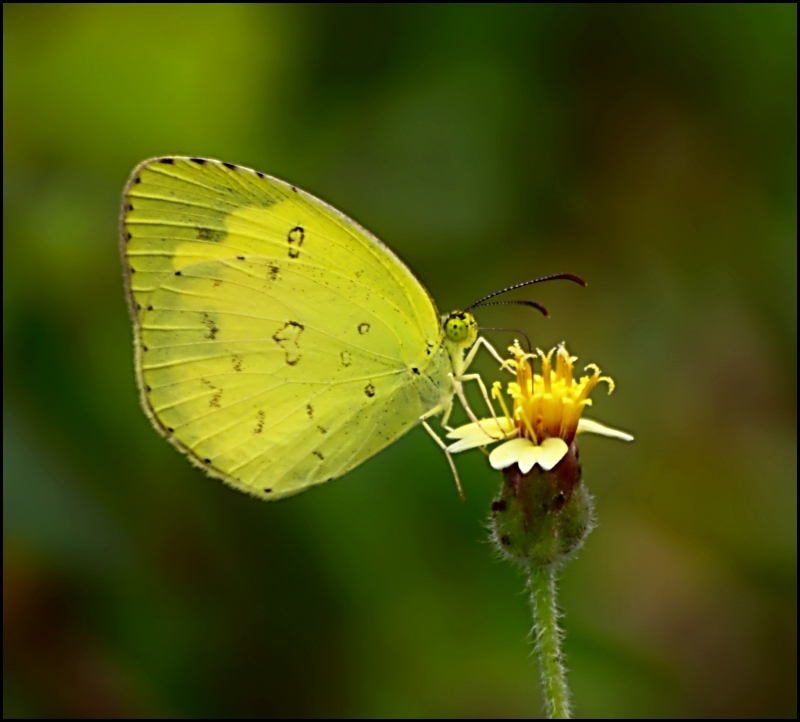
[444,311,476,344]
[447,319,467,341]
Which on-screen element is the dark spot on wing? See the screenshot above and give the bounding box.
[223,162,237,170]
[134,177,141,184]
[197,227,225,242]
[190,158,206,164]
[491,500,506,514]
[211,278,222,287]
[200,378,215,390]
[128,204,134,211]
[272,321,304,365]
[209,391,222,408]
[204,458,211,464]
[167,427,174,433]
[256,171,265,179]
[254,410,265,434]
[313,451,324,460]
[412,367,420,375]
[340,351,351,367]
[237,256,245,261]
[288,226,304,258]
[135,303,141,311]
[365,383,375,397]
[291,185,297,192]
[159,158,174,164]
[263,488,272,494]
[126,232,132,241]
[201,312,218,340]
[147,305,153,311]
[355,270,363,278]
[142,345,148,352]
[317,426,327,435]
[306,404,314,418]
[145,385,151,392]
[175,271,182,276]
[232,354,243,372]
[358,322,370,334]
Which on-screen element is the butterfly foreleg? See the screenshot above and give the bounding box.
[420,406,465,501]
[451,333,515,430]
[461,335,508,374]
[456,334,514,419]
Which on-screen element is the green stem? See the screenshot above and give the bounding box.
[529,566,571,719]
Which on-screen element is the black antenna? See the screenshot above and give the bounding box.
[478,326,533,353]
[471,299,549,317]
[465,273,586,311]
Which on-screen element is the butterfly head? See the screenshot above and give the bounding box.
[443,310,478,349]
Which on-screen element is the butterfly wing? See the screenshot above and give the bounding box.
[121,157,452,499]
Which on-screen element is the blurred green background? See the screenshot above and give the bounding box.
[3,5,796,718]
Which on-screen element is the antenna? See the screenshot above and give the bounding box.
[465,273,586,311]
[471,299,549,317]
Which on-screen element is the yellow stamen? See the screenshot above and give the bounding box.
[518,355,532,400]
[557,345,575,388]
[599,376,615,394]
[575,364,601,403]
[501,344,618,447]
[519,401,538,444]
[492,381,514,430]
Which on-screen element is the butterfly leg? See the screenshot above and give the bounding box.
[455,372,501,425]
[420,409,465,501]
[448,375,483,426]
[448,374,506,453]
[456,334,515,420]
[461,335,509,374]
[439,396,456,431]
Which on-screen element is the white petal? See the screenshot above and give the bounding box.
[577,417,634,441]
[446,418,515,453]
[517,443,541,474]
[447,436,493,454]
[536,437,569,470]
[489,438,536,470]
[446,417,514,440]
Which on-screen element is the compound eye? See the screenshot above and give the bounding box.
[446,318,467,342]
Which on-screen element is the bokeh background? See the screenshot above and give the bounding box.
[4,5,796,718]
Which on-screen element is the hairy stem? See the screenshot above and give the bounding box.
[529,566,571,719]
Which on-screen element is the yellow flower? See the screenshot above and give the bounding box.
[447,343,632,473]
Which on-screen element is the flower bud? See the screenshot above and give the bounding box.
[490,441,595,569]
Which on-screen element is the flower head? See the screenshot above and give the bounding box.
[447,343,632,473]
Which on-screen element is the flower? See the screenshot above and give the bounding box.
[448,343,632,472]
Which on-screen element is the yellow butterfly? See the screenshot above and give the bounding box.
[120,157,578,501]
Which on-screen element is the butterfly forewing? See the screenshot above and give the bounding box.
[121,157,449,498]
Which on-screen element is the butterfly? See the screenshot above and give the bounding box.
[120,157,580,501]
